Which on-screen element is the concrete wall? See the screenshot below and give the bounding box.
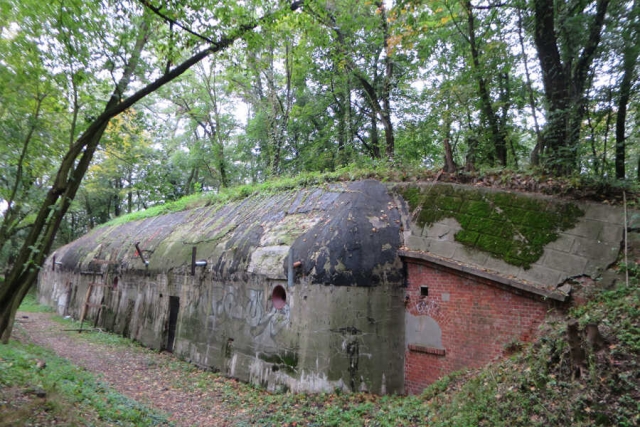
[403,258,550,395]
[39,263,405,394]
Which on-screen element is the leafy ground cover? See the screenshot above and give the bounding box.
[2,276,638,426]
[0,336,171,426]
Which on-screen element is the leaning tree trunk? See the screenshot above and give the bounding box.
[0,18,151,342]
[0,2,296,342]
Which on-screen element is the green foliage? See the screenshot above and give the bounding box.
[571,266,640,352]
[401,184,584,268]
[101,165,412,227]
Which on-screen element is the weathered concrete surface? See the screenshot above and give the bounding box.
[38,180,405,394]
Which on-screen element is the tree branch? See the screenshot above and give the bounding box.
[138,0,215,44]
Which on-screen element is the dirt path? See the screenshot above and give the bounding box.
[14,312,255,427]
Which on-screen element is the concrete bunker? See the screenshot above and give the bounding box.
[38,180,407,394]
[38,180,627,394]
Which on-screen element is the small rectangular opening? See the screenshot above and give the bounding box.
[166,296,180,353]
[420,286,429,297]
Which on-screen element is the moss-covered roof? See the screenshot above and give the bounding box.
[53,180,403,287]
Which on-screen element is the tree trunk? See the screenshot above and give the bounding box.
[516,5,543,166]
[370,113,381,159]
[465,0,506,166]
[443,115,457,173]
[615,0,640,179]
[127,170,133,214]
[533,0,610,175]
[113,178,122,217]
[0,15,150,341]
[325,2,394,161]
[377,1,395,160]
[567,319,586,378]
[208,70,229,188]
[443,138,457,173]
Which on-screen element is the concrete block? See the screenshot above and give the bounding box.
[541,249,588,276]
[598,270,622,288]
[584,261,609,278]
[598,223,623,244]
[571,237,620,263]
[405,314,443,349]
[409,222,422,236]
[405,235,430,252]
[516,265,563,287]
[453,246,488,266]
[247,246,289,279]
[546,235,575,252]
[583,203,624,223]
[564,219,604,239]
[439,217,463,230]
[627,210,640,229]
[424,223,456,241]
[483,256,523,278]
[627,232,640,259]
[424,239,458,259]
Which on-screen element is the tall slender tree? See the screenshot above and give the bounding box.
[532,0,610,174]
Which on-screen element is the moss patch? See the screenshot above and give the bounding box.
[399,184,584,269]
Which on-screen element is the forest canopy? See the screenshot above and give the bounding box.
[0,0,638,339]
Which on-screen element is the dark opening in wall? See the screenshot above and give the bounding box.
[420,286,429,297]
[113,277,119,288]
[272,285,287,310]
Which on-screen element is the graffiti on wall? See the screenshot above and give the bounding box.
[415,298,440,318]
[210,286,290,339]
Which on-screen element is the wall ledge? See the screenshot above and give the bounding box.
[408,344,446,356]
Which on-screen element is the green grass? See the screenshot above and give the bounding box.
[0,293,172,426]
[17,291,54,313]
[0,340,172,426]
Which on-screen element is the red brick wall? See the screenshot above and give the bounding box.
[404,260,550,395]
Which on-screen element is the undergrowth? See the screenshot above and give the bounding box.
[102,166,397,227]
[423,274,640,427]
[17,291,53,313]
